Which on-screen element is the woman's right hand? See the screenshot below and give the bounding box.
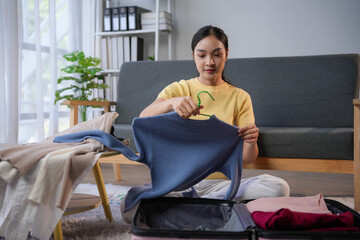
[170,97,202,119]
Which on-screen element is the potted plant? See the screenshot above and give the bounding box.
[54,50,109,122]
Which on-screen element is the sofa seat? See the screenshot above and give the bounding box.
[258,127,353,160]
[113,124,137,152]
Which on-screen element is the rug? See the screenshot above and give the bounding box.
[58,183,132,240]
[54,183,356,240]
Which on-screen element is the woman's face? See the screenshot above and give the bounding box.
[193,35,228,85]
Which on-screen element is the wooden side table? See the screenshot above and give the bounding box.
[62,100,138,181]
[63,100,116,126]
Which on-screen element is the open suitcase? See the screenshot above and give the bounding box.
[131,197,255,240]
[131,197,360,240]
[255,198,360,240]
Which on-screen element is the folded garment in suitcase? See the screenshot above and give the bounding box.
[252,198,360,240]
[131,197,255,240]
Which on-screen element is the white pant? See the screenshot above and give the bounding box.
[120,174,290,223]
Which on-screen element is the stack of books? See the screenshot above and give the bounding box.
[140,11,172,31]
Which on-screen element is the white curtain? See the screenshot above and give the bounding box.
[68,0,99,65]
[0,0,20,144]
[68,0,103,121]
[0,0,100,144]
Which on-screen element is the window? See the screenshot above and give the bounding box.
[19,0,71,143]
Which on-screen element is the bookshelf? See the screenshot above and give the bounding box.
[93,0,172,103]
[95,0,172,73]
[95,29,171,74]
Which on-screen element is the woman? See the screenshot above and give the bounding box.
[140,26,259,165]
[121,25,289,223]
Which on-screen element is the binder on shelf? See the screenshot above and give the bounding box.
[111,37,118,69]
[104,75,111,101]
[119,6,128,31]
[106,37,113,70]
[98,78,105,99]
[112,75,118,102]
[93,80,99,99]
[103,8,112,32]
[130,36,144,61]
[111,7,120,31]
[100,38,108,69]
[128,6,150,30]
[117,36,124,69]
[123,36,131,62]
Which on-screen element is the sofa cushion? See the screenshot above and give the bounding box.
[225,55,359,128]
[258,127,353,160]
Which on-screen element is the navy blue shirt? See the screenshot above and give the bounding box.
[54,112,244,212]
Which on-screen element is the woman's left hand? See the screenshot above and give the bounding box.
[238,123,259,143]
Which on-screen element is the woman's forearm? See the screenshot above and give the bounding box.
[139,98,172,117]
[242,141,259,164]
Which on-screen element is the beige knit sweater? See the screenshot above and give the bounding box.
[0,112,119,209]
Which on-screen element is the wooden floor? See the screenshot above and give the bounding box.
[81,163,354,197]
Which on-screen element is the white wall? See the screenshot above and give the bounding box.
[169,0,360,60]
[107,0,360,60]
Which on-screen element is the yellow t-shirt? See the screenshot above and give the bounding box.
[157,77,255,128]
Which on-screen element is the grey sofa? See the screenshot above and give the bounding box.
[112,54,360,209]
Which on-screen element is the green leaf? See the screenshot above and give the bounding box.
[96,75,104,80]
[78,95,89,101]
[61,65,77,74]
[78,58,91,68]
[57,76,81,84]
[55,86,75,95]
[81,75,94,83]
[88,67,102,76]
[74,51,85,60]
[89,57,101,66]
[63,52,77,62]
[86,82,97,89]
[98,83,110,89]
[70,84,81,91]
[54,94,75,104]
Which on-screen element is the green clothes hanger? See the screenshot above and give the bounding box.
[197,91,215,118]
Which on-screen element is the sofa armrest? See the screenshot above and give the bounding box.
[353,99,360,210]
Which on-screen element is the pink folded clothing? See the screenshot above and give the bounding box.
[251,208,355,231]
[246,194,331,214]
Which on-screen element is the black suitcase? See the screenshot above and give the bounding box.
[254,199,360,240]
[131,197,255,240]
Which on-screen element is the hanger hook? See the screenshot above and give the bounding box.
[197,91,215,108]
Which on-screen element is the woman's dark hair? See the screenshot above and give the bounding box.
[191,25,231,84]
